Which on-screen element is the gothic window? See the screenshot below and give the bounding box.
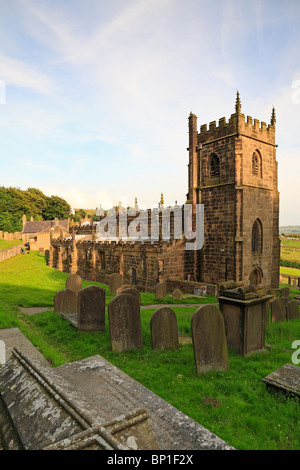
[252,151,262,177]
[131,267,137,285]
[252,219,263,253]
[209,153,220,178]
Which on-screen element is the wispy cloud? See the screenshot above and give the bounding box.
[0,0,299,224]
[0,55,56,95]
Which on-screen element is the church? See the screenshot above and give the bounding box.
[49,93,280,292]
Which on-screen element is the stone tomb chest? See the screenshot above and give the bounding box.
[218,282,272,356]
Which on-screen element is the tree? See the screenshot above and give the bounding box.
[42,195,71,220]
[0,212,14,232]
[0,186,72,231]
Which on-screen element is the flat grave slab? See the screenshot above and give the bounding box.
[19,307,53,315]
[54,354,234,450]
[262,363,300,398]
[61,312,78,328]
[0,330,234,451]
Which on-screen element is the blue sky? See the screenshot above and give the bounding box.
[0,0,299,225]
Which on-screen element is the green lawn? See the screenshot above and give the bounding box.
[0,252,299,450]
[0,239,22,251]
[280,266,300,277]
[281,239,300,248]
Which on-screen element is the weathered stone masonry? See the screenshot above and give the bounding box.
[50,235,196,293]
[50,94,280,292]
[187,93,280,289]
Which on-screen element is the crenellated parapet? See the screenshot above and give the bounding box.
[197,96,276,147]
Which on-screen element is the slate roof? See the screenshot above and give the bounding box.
[23,220,69,234]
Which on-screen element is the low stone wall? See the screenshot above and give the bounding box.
[280,273,300,288]
[0,231,22,240]
[166,278,218,296]
[0,244,25,263]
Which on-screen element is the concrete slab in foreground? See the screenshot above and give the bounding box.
[0,328,234,450]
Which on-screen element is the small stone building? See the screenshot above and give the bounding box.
[22,216,69,252]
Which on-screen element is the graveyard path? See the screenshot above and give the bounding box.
[140,303,218,309]
[18,303,219,315]
[19,307,53,315]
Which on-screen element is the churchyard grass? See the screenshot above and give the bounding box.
[0,252,299,450]
[0,239,22,251]
[280,266,300,277]
[280,237,300,265]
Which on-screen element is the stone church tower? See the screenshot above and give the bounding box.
[187,92,280,288]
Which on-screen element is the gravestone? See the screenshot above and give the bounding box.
[119,288,141,304]
[116,284,132,295]
[155,282,167,299]
[191,305,229,374]
[77,286,106,332]
[270,297,286,322]
[66,273,82,295]
[0,340,5,365]
[280,287,292,305]
[280,287,290,298]
[108,294,142,352]
[109,273,123,294]
[54,289,78,314]
[172,289,182,300]
[150,307,179,350]
[286,300,300,321]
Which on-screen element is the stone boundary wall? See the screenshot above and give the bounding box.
[0,231,22,240]
[0,244,25,263]
[280,273,300,287]
[166,278,218,296]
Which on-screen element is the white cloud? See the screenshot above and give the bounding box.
[40,186,116,211]
[0,55,55,95]
[0,0,299,226]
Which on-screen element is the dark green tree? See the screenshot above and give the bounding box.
[42,195,71,220]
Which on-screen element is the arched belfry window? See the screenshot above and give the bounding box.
[252,150,262,177]
[209,153,220,178]
[252,218,263,254]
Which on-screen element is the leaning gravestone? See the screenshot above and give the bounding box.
[270,297,286,322]
[108,294,142,353]
[77,286,106,332]
[155,282,167,299]
[172,289,182,301]
[262,363,300,399]
[191,305,229,374]
[54,289,78,314]
[109,273,123,294]
[66,273,82,295]
[116,284,132,295]
[119,288,141,305]
[286,300,300,321]
[150,307,179,350]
